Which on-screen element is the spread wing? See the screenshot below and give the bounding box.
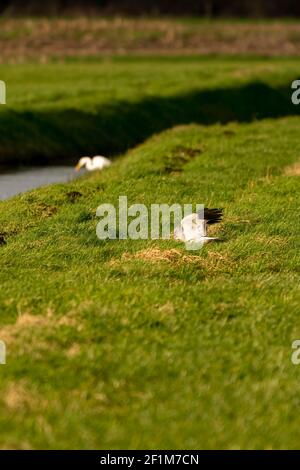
[197,208,223,225]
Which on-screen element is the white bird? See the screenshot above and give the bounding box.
[174,208,223,249]
[75,156,111,172]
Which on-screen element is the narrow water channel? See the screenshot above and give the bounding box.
[0,166,78,200]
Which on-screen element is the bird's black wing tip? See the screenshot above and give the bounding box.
[201,207,223,224]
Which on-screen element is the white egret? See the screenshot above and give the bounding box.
[75,156,111,172]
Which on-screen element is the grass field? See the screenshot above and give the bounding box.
[2,17,300,62]
[0,54,300,449]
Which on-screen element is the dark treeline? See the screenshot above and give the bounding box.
[1,0,300,17]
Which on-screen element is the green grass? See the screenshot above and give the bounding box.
[0,56,300,164]
[0,57,300,449]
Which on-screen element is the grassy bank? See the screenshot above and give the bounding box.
[0,56,300,165]
[0,55,300,449]
[0,113,299,448]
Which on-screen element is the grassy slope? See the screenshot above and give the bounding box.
[0,56,300,164]
[0,113,299,448]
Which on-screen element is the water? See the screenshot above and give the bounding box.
[0,166,78,200]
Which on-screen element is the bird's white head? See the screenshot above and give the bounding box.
[75,157,91,171]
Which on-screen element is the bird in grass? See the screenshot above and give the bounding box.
[174,208,223,249]
[75,156,111,172]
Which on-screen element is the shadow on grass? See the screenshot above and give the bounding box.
[0,81,299,165]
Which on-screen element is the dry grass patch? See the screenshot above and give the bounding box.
[2,18,300,62]
[255,234,288,246]
[0,311,53,344]
[122,247,199,263]
[284,162,300,176]
[66,343,81,358]
[158,301,175,315]
[3,380,47,412]
[0,442,32,450]
[0,307,80,348]
[117,247,234,273]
